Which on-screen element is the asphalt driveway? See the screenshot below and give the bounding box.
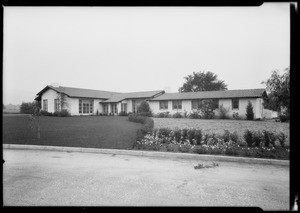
[3,149,289,209]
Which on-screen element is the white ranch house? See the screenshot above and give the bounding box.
[35,85,269,119]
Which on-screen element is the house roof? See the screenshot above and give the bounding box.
[149,89,266,101]
[35,85,164,102]
[101,90,165,103]
[35,85,121,101]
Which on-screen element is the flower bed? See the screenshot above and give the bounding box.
[133,128,289,160]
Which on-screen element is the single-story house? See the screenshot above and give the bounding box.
[148,89,266,119]
[35,85,267,119]
[34,85,164,115]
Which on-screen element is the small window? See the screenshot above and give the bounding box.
[79,100,82,113]
[213,99,219,109]
[172,100,182,110]
[232,98,239,109]
[159,101,168,110]
[111,103,117,114]
[192,100,202,110]
[121,103,127,112]
[43,99,48,112]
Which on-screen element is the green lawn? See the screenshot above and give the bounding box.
[3,115,143,149]
[153,118,290,145]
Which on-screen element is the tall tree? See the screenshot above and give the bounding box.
[178,71,227,92]
[261,67,290,116]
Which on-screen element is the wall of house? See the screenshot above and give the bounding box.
[149,98,263,119]
[41,89,59,113]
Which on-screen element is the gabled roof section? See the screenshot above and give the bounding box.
[149,89,266,101]
[35,85,121,101]
[102,90,165,103]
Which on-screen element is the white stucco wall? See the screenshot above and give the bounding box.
[41,88,106,115]
[149,98,263,119]
[41,89,59,113]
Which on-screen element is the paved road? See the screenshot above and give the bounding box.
[3,149,289,209]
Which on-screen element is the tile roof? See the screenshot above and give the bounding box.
[35,85,164,102]
[101,90,165,103]
[149,89,266,101]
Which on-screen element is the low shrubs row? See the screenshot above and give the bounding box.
[133,128,289,160]
[38,109,71,117]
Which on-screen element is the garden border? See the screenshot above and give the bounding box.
[3,144,289,166]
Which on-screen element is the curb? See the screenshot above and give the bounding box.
[3,144,289,166]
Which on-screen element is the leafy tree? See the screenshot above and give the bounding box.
[179,71,227,92]
[261,67,290,117]
[20,102,35,114]
[246,101,254,120]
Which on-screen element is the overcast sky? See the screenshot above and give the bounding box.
[3,3,290,105]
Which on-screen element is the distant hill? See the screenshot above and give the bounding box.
[3,104,21,113]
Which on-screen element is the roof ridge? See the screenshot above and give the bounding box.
[164,88,265,94]
[55,86,122,94]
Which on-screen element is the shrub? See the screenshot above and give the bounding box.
[189,111,201,119]
[279,114,288,122]
[187,129,196,144]
[222,130,231,142]
[218,104,230,119]
[194,129,203,145]
[40,110,52,116]
[243,129,254,147]
[128,113,146,124]
[137,100,150,113]
[53,109,71,117]
[137,111,152,117]
[172,129,182,143]
[262,130,276,147]
[172,112,183,118]
[252,131,263,147]
[277,132,287,147]
[183,110,188,118]
[158,128,172,138]
[246,101,254,120]
[118,111,128,116]
[230,131,240,144]
[199,99,215,119]
[232,112,241,120]
[202,133,210,145]
[181,128,189,142]
[155,112,170,118]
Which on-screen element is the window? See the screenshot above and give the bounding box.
[192,100,202,110]
[121,103,127,112]
[79,100,82,113]
[213,99,219,109]
[79,99,93,114]
[54,99,60,112]
[159,101,168,110]
[172,100,182,110]
[90,100,93,113]
[232,98,239,109]
[43,99,48,111]
[111,103,117,114]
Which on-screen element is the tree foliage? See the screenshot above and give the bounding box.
[20,101,40,114]
[179,71,227,92]
[262,67,290,117]
[246,101,254,120]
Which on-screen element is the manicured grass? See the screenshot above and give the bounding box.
[153,118,290,145]
[3,115,143,149]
